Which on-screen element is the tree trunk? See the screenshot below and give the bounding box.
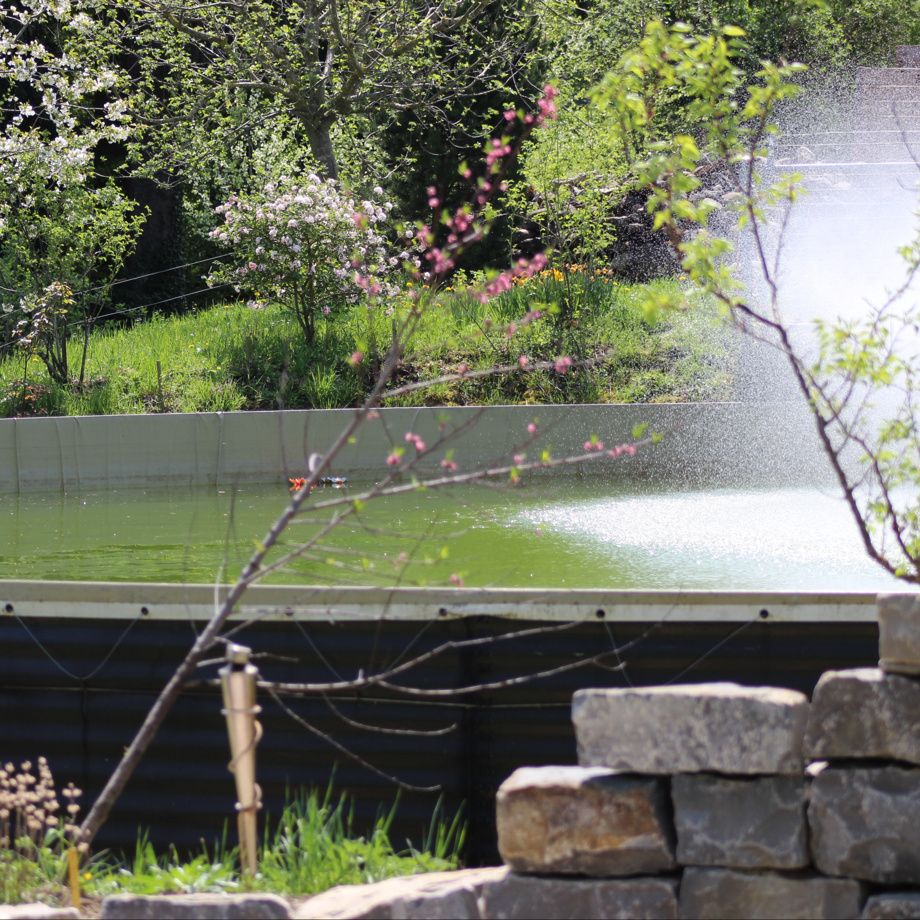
[303,119,339,181]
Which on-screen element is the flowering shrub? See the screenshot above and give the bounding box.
[207,176,406,343]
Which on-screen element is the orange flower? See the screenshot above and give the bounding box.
[289,477,307,491]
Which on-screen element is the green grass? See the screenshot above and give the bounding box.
[380,268,736,406]
[2,786,464,907]
[0,268,736,418]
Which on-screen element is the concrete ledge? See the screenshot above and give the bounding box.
[0,580,882,622]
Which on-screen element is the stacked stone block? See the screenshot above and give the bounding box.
[491,597,920,919]
[801,594,920,919]
[494,683,865,919]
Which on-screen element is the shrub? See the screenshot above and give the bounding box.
[206,177,409,343]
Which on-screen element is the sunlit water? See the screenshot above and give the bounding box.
[0,478,900,590]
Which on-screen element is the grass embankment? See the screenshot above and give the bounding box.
[0,268,735,418]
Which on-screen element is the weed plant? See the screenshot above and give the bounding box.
[0,270,734,418]
[1,759,462,907]
[0,759,85,906]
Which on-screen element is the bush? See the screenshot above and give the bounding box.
[206,177,408,343]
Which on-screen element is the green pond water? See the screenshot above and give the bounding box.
[0,477,902,591]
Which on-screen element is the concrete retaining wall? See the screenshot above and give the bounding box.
[0,401,831,493]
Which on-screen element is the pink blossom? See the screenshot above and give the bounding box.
[504,109,517,121]
[441,458,458,471]
[514,454,524,464]
[555,356,573,373]
[386,452,400,466]
[537,85,559,125]
[350,351,364,365]
[527,422,538,435]
[584,441,593,451]
[457,363,468,375]
[449,573,464,587]
[518,356,529,367]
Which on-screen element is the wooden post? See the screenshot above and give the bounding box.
[156,360,164,412]
[67,847,81,910]
[219,643,262,877]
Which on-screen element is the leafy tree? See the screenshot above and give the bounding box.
[89,0,544,183]
[513,0,886,266]
[376,0,546,270]
[0,1,143,380]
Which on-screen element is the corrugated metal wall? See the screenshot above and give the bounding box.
[1,615,877,865]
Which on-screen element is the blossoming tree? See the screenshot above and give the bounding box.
[207,176,401,342]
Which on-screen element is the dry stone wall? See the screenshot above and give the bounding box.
[489,592,920,920]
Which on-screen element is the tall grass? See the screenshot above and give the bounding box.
[257,788,464,895]
[1,766,464,906]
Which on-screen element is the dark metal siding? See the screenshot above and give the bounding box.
[1,615,878,865]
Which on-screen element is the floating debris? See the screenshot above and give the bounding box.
[289,476,348,491]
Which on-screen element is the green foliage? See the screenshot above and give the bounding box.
[2,780,463,905]
[0,174,146,384]
[825,0,920,65]
[383,270,734,406]
[378,0,546,271]
[507,104,629,266]
[255,789,462,894]
[592,20,805,313]
[9,283,76,387]
[512,0,897,271]
[662,0,850,72]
